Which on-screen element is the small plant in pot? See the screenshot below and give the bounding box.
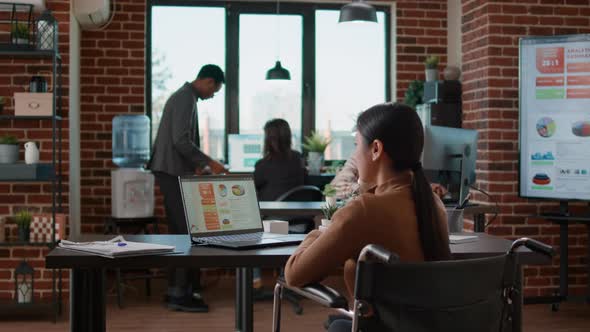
[11,23,30,46]
[403,80,424,109]
[320,203,339,231]
[15,210,32,242]
[302,131,330,175]
[0,135,19,164]
[424,55,440,82]
[323,184,337,206]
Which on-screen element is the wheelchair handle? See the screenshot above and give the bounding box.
[509,238,554,257]
[359,244,399,264]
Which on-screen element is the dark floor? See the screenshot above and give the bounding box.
[0,274,589,331]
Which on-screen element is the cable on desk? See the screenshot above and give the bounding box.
[470,185,499,228]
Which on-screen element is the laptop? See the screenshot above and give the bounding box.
[179,174,306,249]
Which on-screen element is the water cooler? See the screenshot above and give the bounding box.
[111,115,154,218]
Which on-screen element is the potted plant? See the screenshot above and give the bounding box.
[424,55,439,82]
[15,210,32,242]
[403,80,424,108]
[0,135,19,164]
[323,184,337,206]
[11,23,30,45]
[302,131,331,175]
[320,203,339,230]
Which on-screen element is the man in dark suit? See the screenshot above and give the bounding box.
[148,64,226,312]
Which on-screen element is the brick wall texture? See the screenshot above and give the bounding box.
[0,0,588,301]
[462,0,590,297]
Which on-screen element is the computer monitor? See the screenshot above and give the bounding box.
[227,134,263,172]
[422,125,478,204]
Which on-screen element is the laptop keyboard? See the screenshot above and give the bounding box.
[197,232,264,244]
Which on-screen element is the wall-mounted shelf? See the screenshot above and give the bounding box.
[0,163,56,182]
[0,115,62,121]
[0,48,61,60]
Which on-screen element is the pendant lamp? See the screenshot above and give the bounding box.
[339,0,378,23]
[266,0,291,80]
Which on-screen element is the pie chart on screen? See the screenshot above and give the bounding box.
[536,117,556,138]
[572,121,590,137]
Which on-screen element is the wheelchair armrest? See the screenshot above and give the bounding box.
[277,277,348,309]
[510,237,554,257]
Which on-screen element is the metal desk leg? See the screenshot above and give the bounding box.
[559,222,569,300]
[70,269,105,332]
[512,266,523,332]
[236,268,242,331]
[587,224,590,303]
[473,213,486,233]
[235,267,254,332]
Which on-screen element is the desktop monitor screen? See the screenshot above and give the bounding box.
[422,125,478,203]
[227,134,263,172]
[519,35,590,200]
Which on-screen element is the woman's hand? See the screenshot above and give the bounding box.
[430,183,448,199]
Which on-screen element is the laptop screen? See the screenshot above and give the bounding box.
[179,175,263,236]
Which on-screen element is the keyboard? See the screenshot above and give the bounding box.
[196,232,265,244]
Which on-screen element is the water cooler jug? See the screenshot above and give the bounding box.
[111,115,154,218]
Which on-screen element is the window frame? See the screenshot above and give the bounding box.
[146,0,392,162]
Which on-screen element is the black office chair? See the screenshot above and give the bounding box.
[276,185,323,234]
[272,238,554,332]
[253,185,323,314]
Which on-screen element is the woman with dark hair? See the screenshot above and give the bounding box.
[284,103,451,330]
[254,118,306,201]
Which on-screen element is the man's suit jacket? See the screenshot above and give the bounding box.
[148,83,211,176]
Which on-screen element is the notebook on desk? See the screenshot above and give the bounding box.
[179,175,305,249]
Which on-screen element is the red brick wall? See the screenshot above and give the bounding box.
[396,0,448,100]
[462,0,590,297]
[79,0,148,232]
[0,0,70,301]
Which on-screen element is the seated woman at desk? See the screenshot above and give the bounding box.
[254,118,305,201]
[284,102,451,331]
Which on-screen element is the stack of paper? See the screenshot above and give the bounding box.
[449,234,478,244]
[58,236,175,258]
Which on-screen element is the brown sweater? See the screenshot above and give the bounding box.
[284,171,449,299]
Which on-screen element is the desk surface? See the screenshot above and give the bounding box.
[259,201,498,217]
[46,233,549,270]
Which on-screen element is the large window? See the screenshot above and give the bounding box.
[239,13,302,147]
[148,2,391,162]
[315,10,386,160]
[150,6,226,161]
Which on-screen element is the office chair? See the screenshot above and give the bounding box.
[272,238,554,332]
[276,185,323,234]
[253,185,323,314]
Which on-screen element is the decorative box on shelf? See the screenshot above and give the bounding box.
[14,92,52,116]
[29,213,66,243]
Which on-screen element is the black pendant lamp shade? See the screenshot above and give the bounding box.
[339,0,378,23]
[266,61,291,80]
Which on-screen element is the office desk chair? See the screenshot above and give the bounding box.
[272,238,554,332]
[253,185,323,314]
[276,185,323,234]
